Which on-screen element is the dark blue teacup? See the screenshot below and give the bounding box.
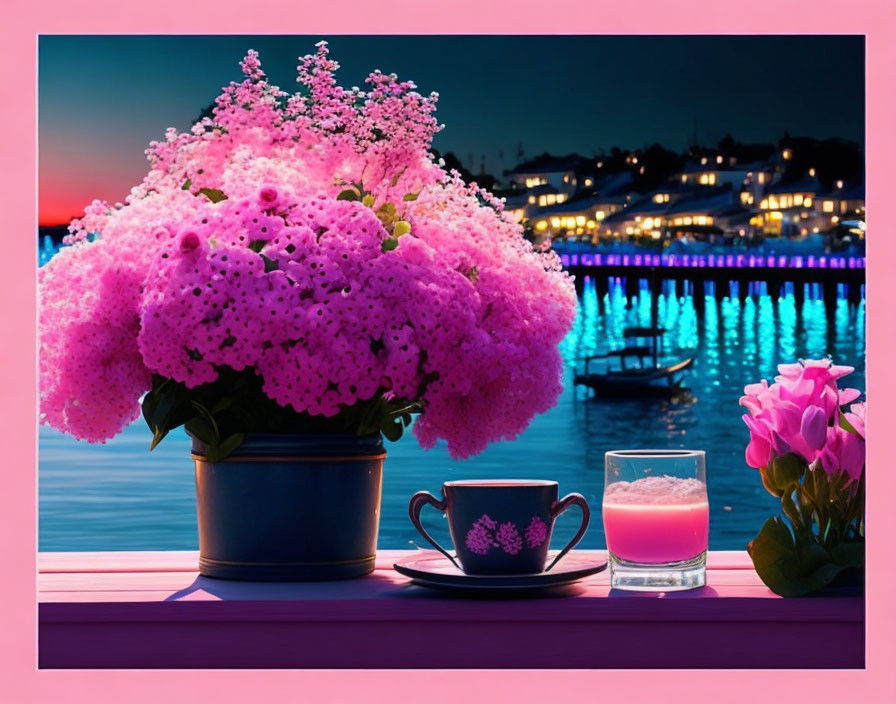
[409,480,590,575]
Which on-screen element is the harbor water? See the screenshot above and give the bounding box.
[39,277,865,553]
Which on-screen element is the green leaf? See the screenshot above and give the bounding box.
[247,239,267,253]
[830,540,865,568]
[839,413,858,434]
[181,178,192,190]
[393,221,411,238]
[198,187,228,203]
[381,238,399,252]
[202,433,246,462]
[380,414,404,442]
[337,188,360,201]
[748,517,854,596]
[770,453,806,493]
[361,194,376,208]
[402,192,419,202]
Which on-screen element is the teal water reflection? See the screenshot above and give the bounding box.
[39,280,865,553]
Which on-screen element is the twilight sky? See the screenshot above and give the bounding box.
[38,35,864,225]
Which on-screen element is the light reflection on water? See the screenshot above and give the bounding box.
[39,279,865,553]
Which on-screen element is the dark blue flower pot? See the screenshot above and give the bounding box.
[193,433,384,581]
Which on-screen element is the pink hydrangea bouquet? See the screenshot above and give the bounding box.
[40,44,577,461]
[741,359,865,596]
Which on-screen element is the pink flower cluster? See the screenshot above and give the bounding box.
[740,359,865,481]
[39,44,577,458]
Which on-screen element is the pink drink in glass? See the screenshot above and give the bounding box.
[603,476,709,564]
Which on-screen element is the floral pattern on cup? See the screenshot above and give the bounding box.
[465,514,547,555]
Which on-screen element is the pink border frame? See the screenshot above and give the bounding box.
[3,1,895,700]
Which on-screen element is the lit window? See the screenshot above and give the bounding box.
[576,215,586,226]
[584,178,593,187]
[563,175,569,183]
[809,168,816,177]
[769,211,783,220]
[625,226,635,235]
[794,194,803,206]
[551,217,561,228]
[586,220,596,229]
[783,149,792,160]
[758,173,766,184]
[597,161,603,168]
[556,194,566,204]
[716,155,723,164]
[538,195,547,207]
[701,157,708,165]
[684,217,692,226]
[706,217,714,225]
[823,200,834,213]
[760,199,769,209]
[654,194,664,204]
[768,196,779,210]
[643,217,653,228]
[699,174,709,185]
[696,216,706,225]
[681,174,687,183]
[536,220,548,231]
[528,196,536,204]
[632,157,638,164]
[546,194,556,205]
[804,197,813,208]
[831,215,840,224]
[595,210,606,221]
[836,180,844,189]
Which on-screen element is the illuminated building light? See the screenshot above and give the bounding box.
[716,155,723,164]
[625,226,635,235]
[758,173,766,184]
[760,199,769,210]
[575,215,586,226]
[643,217,653,228]
[576,227,584,235]
[701,157,708,165]
[538,196,547,207]
[546,194,556,205]
[635,216,642,222]
[804,197,813,208]
[681,174,687,183]
[794,194,804,206]
[595,210,606,221]
[551,217,561,228]
[783,149,792,160]
[584,178,593,187]
[836,180,844,189]
[536,220,548,231]
[556,194,566,204]
[769,211,783,221]
[683,217,693,226]
[812,227,819,233]
[832,215,840,223]
[586,220,596,229]
[823,200,834,213]
[632,156,638,164]
[597,161,603,168]
[563,175,569,183]
[809,168,816,177]
[528,196,536,204]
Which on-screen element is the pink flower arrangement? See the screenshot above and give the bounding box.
[740,359,864,481]
[740,359,865,597]
[39,44,577,460]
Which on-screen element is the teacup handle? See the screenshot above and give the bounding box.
[544,493,591,572]
[408,491,462,570]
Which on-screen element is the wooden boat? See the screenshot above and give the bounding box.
[574,326,696,398]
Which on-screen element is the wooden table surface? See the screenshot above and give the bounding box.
[38,550,864,669]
